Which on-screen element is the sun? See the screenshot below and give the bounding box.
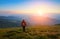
[37,10,44,16]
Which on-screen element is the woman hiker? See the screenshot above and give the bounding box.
[21,20,27,32]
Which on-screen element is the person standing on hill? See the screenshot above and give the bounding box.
[21,20,27,32]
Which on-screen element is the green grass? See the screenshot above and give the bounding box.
[0,25,60,39]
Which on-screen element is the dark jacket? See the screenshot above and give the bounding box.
[21,20,26,26]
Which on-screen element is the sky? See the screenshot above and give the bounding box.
[0,0,60,15]
[0,0,60,25]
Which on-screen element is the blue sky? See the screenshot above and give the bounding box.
[0,0,60,15]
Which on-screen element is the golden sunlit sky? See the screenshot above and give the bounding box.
[0,0,60,16]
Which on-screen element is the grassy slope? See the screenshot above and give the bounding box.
[0,25,60,39]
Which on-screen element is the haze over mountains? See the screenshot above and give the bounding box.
[0,13,60,28]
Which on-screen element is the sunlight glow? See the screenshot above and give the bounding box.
[37,10,44,16]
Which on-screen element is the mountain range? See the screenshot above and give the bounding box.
[0,13,60,28]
